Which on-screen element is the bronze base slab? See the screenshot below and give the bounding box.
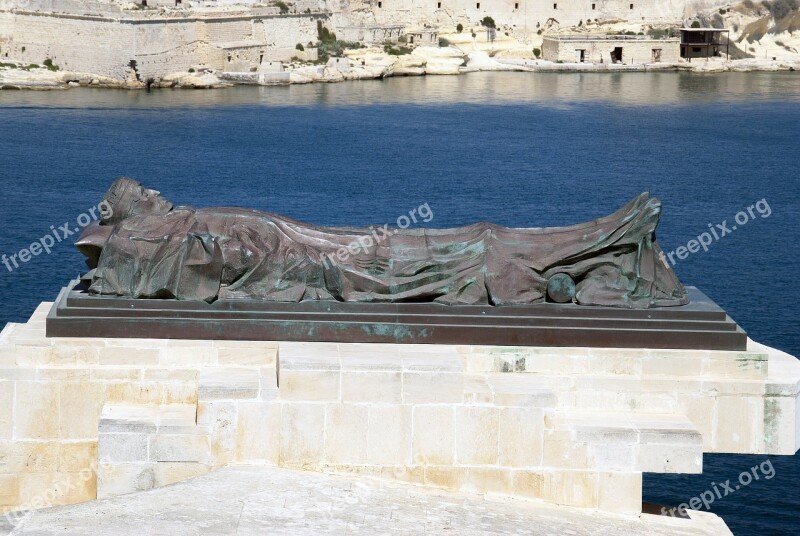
[45,278,747,350]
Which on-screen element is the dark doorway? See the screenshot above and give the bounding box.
[611,47,623,63]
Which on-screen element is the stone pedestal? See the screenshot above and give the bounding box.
[1,302,799,520]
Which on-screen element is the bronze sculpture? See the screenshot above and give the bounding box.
[76,178,687,309]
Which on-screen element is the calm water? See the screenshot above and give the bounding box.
[1,72,798,534]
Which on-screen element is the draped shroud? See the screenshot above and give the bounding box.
[85,192,687,309]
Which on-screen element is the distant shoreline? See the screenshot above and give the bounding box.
[1,56,797,91]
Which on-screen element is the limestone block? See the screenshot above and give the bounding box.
[463,467,513,495]
[487,375,557,407]
[46,345,100,366]
[367,405,412,465]
[278,343,340,370]
[35,368,90,382]
[403,372,463,404]
[99,404,158,434]
[0,381,12,439]
[542,429,589,470]
[153,462,210,487]
[149,434,211,464]
[460,375,490,403]
[511,470,545,499]
[423,466,467,490]
[636,443,702,474]
[157,405,199,435]
[400,349,462,373]
[217,346,277,366]
[59,441,97,472]
[455,406,499,465]
[59,382,105,439]
[14,381,59,439]
[412,406,455,465]
[99,433,148,463]
[339,344,401,370]
[98,347,160,366]
[763,395,798,454]
[542,470,599,508]
[587,442,637,472]
[341,371,401,403]
[235,401,280,464]
[324,404,368,464]
[105,382,168,406]
[380,465,424,485]
[597,471,642,515]
[678,394,716,449]
[17,469,95,508]
[202,401,237,466]
[142,369,197,382]
[97,462,155,499]
[260,366,279,401]
[714,395,765,453]
[0,367,36,381]
[159,347,217,366]
[280,403,325,469]
[498,407,544,468]
[0,346,15,367]
[279,370,340,401]
[159,382,198,405]
[8,441,59,473]
[642,354,703,378]
[0,474,19,507]
[702,351,768,379]
[199,368,259,400]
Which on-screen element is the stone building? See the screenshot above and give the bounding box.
[542,33,680,64]
[679,27,730,60]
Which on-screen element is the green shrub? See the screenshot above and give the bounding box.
[439,37,450,47]
[188,67,195,73]
[743,0,754,7]
[317,20,336,43]
[398,35,408,43]
[456,23,464,32]
[764,0,793,19]
[533,47,541,58]
[271,0,290,14]
[691,20,701,28]
[383,44,412,55]
[317,40,362,61]
[43,58,59,71]
[295,43,304,51]
[480,16,496,29]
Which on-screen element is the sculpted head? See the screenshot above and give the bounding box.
[101,177,173,225]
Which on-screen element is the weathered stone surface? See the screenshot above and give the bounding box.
[0,466,734,535]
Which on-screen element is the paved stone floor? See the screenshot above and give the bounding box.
[1,466,731,536]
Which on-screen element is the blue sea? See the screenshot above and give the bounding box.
[0,72,798,534]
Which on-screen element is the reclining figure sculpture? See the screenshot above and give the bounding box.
[76,178,687,309]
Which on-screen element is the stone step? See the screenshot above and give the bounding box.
[544,409,703,474]
[98,403,212,500]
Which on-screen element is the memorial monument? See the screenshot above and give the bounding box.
[1,178,797,536]
[76,178,686,308]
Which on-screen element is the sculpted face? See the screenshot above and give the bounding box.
[101,177,173,224]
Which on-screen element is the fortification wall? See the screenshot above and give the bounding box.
[347,0,690,33]
[0,6,324,79]
[0,12,135,79]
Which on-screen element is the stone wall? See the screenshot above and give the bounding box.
[1,301,798,518]
[0,7,325,79]
[347,0,690,33]
[542,35,680,63]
